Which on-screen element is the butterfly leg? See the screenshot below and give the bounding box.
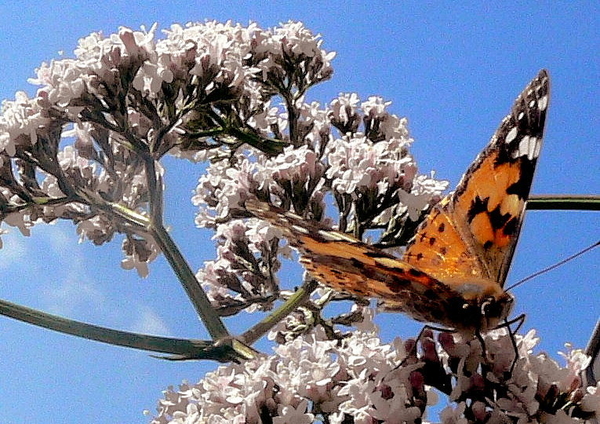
[477,314,526,379]
[501,313,526,375]
[475,329,492,362]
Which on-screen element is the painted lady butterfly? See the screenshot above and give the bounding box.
[246,70,550,337]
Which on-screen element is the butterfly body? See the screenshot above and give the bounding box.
[246,70,550,337]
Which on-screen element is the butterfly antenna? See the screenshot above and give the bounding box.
[506,240,599,292]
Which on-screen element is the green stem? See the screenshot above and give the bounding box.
[106,201,151,228]
[81,185,233,346]
[225,125,288,156]
[144,156,164,224]
[0,298,239,362]
[117,153,230,343]
[527,195,600,211]
[151,222,230,341]
[88,194,231,343]
[240,279,319,345]
[207,109,287,156]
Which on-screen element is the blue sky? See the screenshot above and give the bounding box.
[0,2,598,423]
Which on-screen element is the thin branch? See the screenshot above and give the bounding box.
[240,279,319,346]
[207,109,288,156]
[75,192,234,346]
[527,195,600,211]
[126,146,232,344]
[102,199,152,228]
[144,156,164,224]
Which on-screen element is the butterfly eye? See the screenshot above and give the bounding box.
[478,297,498,320]
[480,295,514,326]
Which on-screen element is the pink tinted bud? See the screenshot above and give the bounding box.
[404,338,417,356]
[119,29,138,53]
[570,388,584,404]
[569,376,581,393]
[438,332,456,353]
[409,370,424,390]
[421,328,434,340]
[378,383,393,400]
[471,401,488,422]
[421,336,439,362]
[470,373,485,392]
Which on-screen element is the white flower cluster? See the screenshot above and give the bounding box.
[194,217,287,315]
[1,19,444,281]
[151,313,600,423]
[151,310,416,424]
[192,87,447,312]
[0,20,337,274]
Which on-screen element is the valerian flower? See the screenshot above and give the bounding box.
[581,383,600,417]
[0,21,341,275]
[151,322,595,423]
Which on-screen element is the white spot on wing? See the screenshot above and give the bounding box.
[291,225,309,235]
[513,136,539,160]
[538,95,548,111]
[506,127,518,144]
[533,138,542,158]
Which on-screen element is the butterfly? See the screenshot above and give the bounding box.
[246,70,550,338]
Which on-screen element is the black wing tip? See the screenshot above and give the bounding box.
[519,70,550,107]
[512,69,550,139]
[526,69,550,106]
[532,69,550,89]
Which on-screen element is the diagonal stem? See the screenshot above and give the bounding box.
[139,153,231,342]
[151,221,231,341]
[0,297,240,362]
[240,279,319,345]
[85,193,232,343]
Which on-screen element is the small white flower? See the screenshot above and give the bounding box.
[581,383,600,416]
[273,399,314,424]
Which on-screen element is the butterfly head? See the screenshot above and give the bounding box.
[445,280,515,335]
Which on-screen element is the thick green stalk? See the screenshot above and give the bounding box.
[139,153,231,342]
[0,298,239,362]
[98,196,232,343]
[151,222,230,341]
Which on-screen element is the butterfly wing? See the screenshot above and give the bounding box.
[246,200,515,332]
[245,71,549,333]
[246,200,465,324]
[404,70,550,288]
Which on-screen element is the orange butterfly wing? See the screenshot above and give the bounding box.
[246,70,550,334]
[246,200,450,302]
[404,70,550,287]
